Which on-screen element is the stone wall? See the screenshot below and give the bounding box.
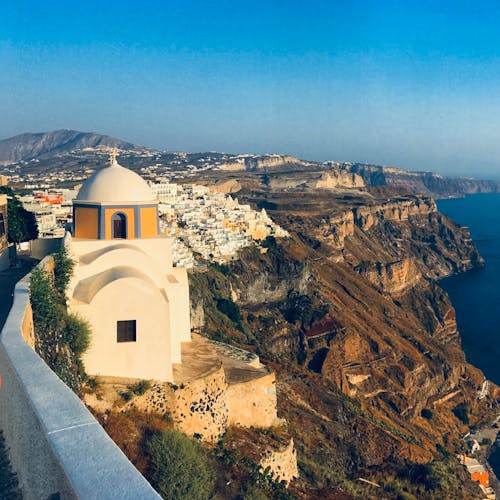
[259,438,299,485]
[29,237,63,260]
[0,257,160,499]
[227,371,278,428]
[170,366,228,441]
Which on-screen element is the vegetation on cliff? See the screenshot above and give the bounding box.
[96,409,294,500]
[145,429,215,499]
[29,247,90,392]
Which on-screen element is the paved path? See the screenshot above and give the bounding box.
[0,257,36,499]
[0,257,37,331]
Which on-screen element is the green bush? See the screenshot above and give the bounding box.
[53,246,75,298]
[145,429,215,499]
[120,390,133,402]
[62,312,91,356]
[130,380,151,395]
[29,267,57,332]
[30,255,91,392]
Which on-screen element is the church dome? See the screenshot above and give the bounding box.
[76,160,155,203]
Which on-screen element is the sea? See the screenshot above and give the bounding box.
[437,193,500,474]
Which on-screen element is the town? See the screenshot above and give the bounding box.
[0,149,289,266]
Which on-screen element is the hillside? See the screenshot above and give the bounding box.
[0,129,135,164]
[187,185,497,498]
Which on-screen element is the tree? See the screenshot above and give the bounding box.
[0,186,38,243]
[145,429,215,500]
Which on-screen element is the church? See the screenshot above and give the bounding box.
[66,152,191,382]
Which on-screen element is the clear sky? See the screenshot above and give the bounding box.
[1,0,500,177]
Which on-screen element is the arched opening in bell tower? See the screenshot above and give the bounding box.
[112,212,127,239]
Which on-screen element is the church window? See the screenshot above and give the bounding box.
[117,320,136,342]
[112,212,127,239]
[0,213,4,237]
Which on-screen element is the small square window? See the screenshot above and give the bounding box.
[117,320,136,342]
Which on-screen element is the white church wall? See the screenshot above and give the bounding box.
[79,277,173,381]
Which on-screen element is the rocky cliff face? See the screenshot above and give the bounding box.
[316,170,365,189]
[346,162,500,197]
[189,187,494,497]
[244,155,310,170]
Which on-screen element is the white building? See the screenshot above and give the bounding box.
[67,155,191,382]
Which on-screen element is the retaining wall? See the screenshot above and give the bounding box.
[0,256,160,499]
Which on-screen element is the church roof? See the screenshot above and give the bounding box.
[75,158,155,203]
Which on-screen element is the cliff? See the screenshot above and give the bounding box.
[316,170,365,190]
[243,154,311,171]
[346,163,500,198]
[188,188,494,498]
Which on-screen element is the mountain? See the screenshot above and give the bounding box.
[0,130,136,164]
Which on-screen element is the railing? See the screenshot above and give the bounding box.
[0,256,160,499]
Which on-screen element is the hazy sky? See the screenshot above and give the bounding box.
[1,1,500,177]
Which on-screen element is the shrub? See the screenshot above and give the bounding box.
[130,380,151,395]
[120,390,133,402]
[62,312,91,356]
[53,246,75,298]
[145,429,215,499]
[29,267,57,332]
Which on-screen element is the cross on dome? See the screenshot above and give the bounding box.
[109,148,119,166]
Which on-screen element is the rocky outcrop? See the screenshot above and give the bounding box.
[355,258,421,294]
[316,170,365,190]
[208,179,242,193]
[244,155,309,170]
[324,210,354,250]
[353,197,437,231]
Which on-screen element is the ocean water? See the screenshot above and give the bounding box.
[437,194,500,472]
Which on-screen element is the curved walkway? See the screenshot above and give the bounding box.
[0,258,36,500]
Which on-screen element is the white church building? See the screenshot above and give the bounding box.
[66,153,191,382]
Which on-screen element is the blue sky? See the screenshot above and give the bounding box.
[1,1,500,177]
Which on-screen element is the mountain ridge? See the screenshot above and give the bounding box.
[1,129,499,198]
[0,129,136,164]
